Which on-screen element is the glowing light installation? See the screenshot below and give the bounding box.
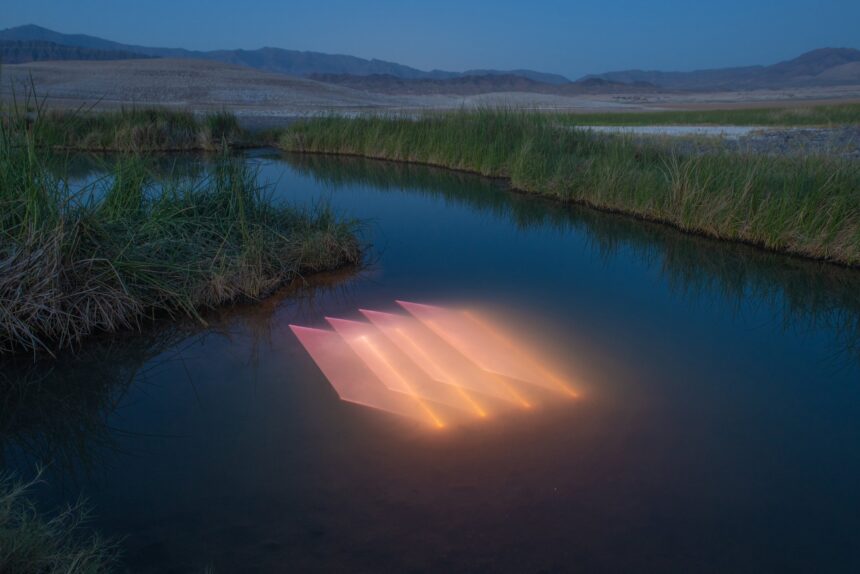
[290,302,580,429]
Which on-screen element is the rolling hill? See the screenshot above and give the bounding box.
[580,48,860,89]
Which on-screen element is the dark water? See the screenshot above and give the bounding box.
[3,151,860,573]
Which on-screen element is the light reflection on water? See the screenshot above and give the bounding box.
[2,151,860,572]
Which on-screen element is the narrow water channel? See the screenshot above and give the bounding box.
[3,151,859,572]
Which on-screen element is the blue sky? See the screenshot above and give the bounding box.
[3,0,859,78]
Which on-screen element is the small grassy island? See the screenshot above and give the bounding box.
[0,106,360,356]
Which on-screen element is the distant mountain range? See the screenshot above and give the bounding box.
[582,48,860,89]
[0,24,569,84]
[0,40,151,64]
[1,24,859,92]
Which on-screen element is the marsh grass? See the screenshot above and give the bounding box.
[554,103,860,127]
[1,96,360,355]
[0,472,119,574]
[30,107,247,152]
[280,110,860,265]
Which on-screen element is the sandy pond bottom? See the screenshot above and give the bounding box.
[3,151,860,573]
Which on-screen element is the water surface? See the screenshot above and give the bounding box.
[3,151,860,572]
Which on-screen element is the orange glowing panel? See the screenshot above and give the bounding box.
[397,301,579,398]
[359,309,531,408]
[289,325,447,428]
[325,317,480,421]
[291,301,582,430]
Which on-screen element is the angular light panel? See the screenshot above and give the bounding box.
[289,325,447,427]
[358,309,524,406]
[325,317,480,421]
[398,301,579,398]
[290,302,580,429]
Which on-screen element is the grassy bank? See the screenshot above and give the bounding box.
[284,154,860,363]
[1,106,360,355]
[279,110,860,265]
[0,473,118,574]
[26,107,247,152]
[557,102,860,127]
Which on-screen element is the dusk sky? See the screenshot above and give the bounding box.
[3,0,859,78]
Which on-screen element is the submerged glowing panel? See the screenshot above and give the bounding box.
[290,301,582,430]
[325,317,478,421]
[289,325,446,428]
[397,301,579,397]
[359,309,528,407]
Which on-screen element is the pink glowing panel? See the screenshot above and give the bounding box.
[289,325,447,428]
[324,318,485,419]
[397,301,579,398]
[359,309,533,408]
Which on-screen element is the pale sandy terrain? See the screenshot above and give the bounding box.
[0,59,650,132]
[623,85,860,109]
[0,59,404,112]
[3,59,628,115]
[5,58,860,120]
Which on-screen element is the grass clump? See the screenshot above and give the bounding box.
[0,473,118,574]
[280,110,860,265]
[1,102,360,355]
[27,107,246,152]
[556,102,860,127]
